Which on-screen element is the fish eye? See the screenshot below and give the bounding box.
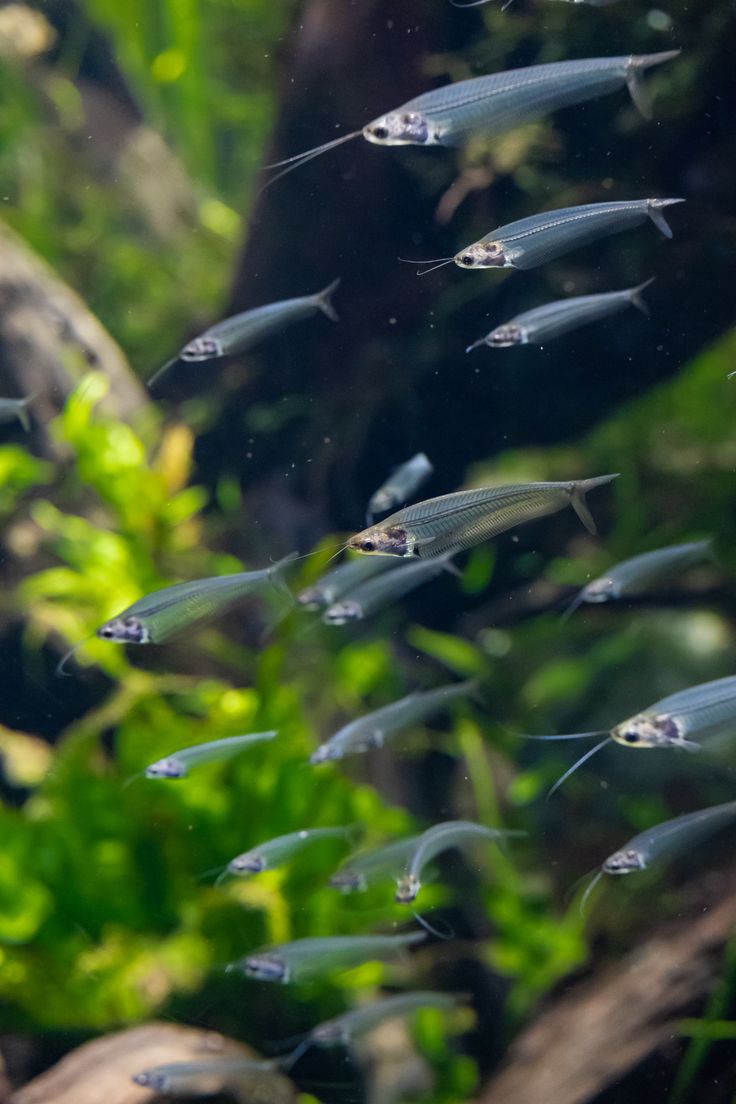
[362,540,375,552]
[100,626,114,638]
[372,125,388,140]
[623,731,639,744]
[460,253,475,266]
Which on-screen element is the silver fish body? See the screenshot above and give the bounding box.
[96,554,294,645]
[395,820,512,903]
[310,681,476,764]
[467,279,653,351]
[144,731,277,779]
[603,800,736,874]
[368,452,434,520]
[612,676,736,749]
[149,279,340,385]
[309,991,459,1046]
[236,932,425,984]
[0,395,34,432]
[322,553,457,624]
[570,538,713,609]
[226,826,351,876]
[455,199,683,272]
[132,1058,280,1094]
[364,53,678,146]
[329,835,422,892]
[347,475,618,559]
[297,556,395,610]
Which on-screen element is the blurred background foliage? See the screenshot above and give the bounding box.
[0,1,735,1102]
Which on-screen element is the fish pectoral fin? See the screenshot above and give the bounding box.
[570,486,597,535]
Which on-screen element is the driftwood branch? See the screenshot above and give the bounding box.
[476,867,736,1104]
[9,1023,296,1104]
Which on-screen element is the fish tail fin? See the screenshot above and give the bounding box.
[148,357,179,390]
[569,473,620,535]
[647,198,685,239]
[315,277,341,322]
[16,395,34,432]
[629,277,655,316]
[627,51,680,118]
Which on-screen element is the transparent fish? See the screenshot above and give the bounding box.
[0,394,34,432]
[310,680,476,764]
[322,553,458,624]
[132,1058,281,1095]
[565,538,713,616]
[329,836,423,893]
[144,731,277,779]
[233,931,426,984]
[297,555,395,610]
[466,279,654,351]
[367,453,434,522]
[224,826,352,877]
[269,53,678,181]
[581,800,736,914]
[347,475,618,558]
[149,279,340,386]
[395,820,519,904]
[95,553,295,645]
[526,675,736,795]
[306,990,459,1047]
[453,199,683,272]
[452,0,620,7]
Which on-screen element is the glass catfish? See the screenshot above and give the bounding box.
[565,538,713,616]
[233,931,426,984]
[347,474,618,559]
[95,554,295,645]
[297,555,394,610]
[580,800,736,915]
[310,680,476,764]
[527,675,736,796]
[143,731,277,779]
[322,552,458,624]
[0,395,34,432]
[329,835,422,893]
[269,53,678,181]
[148,279,340,386]
[395,820,520,904]
[223,826,352,878]
[466,279,654,351]
[300,991,460,1049]
[452,199,683,272]
[132,1059,282,1095]
[367,452,434,522]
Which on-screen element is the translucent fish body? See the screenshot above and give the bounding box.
[227,826,350,875]
[455,199,683,271]
[310,681,475,764]
[572,538,712,608]
[347,475,618,558]
[144,731,277,779]
[297,556,394,609]
[237,932,425,984]
[322,553,457,623]
[612,676,736,749]
[368,453,434,519]
[395,820,512,903]
[329,836,422,892]
[603,800,736,874]
[310,991,458,1045]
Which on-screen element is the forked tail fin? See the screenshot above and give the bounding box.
[626,50,681,119]
[647,198,685,239]
[569,473,620,535]
[628,277,655,317]
[314,277,341,322]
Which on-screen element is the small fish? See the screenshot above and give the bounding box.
[0,394,34,432]
[395,820,518,904]
[132,1058,281,1094]
[580,800,736,914]
[96,553,295,645]
[297,555,395,610]
[144,731,277,779]
[526,675,736,795]
[466,279,654,351]
[224,826,352,877]
[310,680,476,764]
[269,54,678,182]
[565,538,713,615]
[367,453,434,522]
[329,836,423,892]
[322,553,458,624]
[347,475,618,559]
[233,932,426,984]
[148,279,340,387]
[451,199,683,273]
[305,991,460,1047]
[452,0,620,7]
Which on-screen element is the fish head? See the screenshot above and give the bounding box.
[583,577,617,603]
[322,600,363,625]
[180,335,223,361]
[245,953,288,983]
[97,615,150,644]
[347,525,414,556]
[487,323,525,347]
[311,1020,347,1046]
[395,873,421,904]
[229,852,264,874]
[363,111,430,146]
[603,847,645,875]
[454,241,507,269]
[611,712,684,749]
[296,585,327,609]
[329,870,365,892]
[145,756,185,779]
[132,1072,169,1091]
[309,743,340,764]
